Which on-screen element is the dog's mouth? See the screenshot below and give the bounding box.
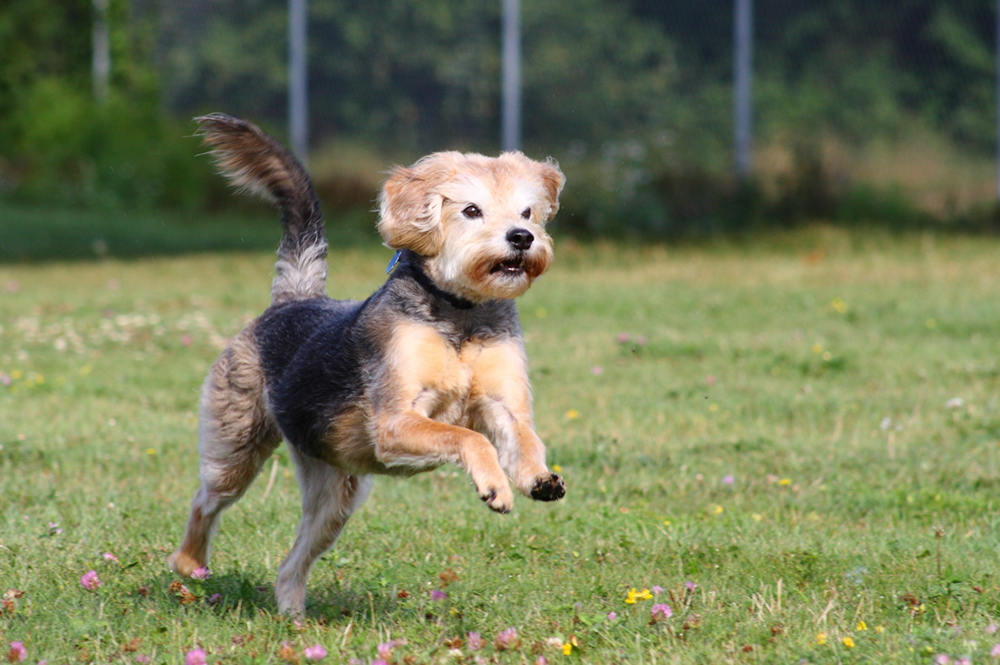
[489,257,525,277]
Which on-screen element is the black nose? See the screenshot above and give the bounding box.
[506,228,534,251]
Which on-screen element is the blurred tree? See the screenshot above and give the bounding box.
[0,0,210,209]
[155,0,288,124]
[151,0,678,153]
[632,0,996,151]
[0,0,92,154]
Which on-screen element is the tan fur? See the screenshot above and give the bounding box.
[377,157,451,256]
[318,405,381,473]
[168,324,280,575]
[534,159,565,221]
[463,340,549,496]
[360,323,550,512]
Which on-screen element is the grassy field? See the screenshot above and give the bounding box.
[3,221,1000,664]
[0,203,378,263]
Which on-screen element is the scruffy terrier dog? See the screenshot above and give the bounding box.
[168,114,566,615]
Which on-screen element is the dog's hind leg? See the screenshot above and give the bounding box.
[275,447,372,615]
[169,328,281,576]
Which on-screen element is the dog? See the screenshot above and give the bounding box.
[168,114,566,615]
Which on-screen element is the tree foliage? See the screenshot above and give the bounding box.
[150,0,677,154]
[0,0,995,226]
[632,0,996,150]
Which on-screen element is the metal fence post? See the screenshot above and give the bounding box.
[734,0,753,180]
[92,0,110,103]
[289,0,308,165]
[501,0,522,152]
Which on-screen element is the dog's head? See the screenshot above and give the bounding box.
[377,151,564,302]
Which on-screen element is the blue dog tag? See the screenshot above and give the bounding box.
[385,249,402,274]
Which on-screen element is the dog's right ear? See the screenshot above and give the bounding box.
[378,154,457,256]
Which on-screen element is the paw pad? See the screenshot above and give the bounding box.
[530,473,566,501]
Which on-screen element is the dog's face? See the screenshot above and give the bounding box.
[378,151,564,302]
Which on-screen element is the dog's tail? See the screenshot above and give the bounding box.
[196,113,327,304]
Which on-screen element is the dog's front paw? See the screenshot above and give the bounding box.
[529,472,565,501]
[479,484,514,514]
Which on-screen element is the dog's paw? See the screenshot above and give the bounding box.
[480,484,514,514]
[529,472,565,501]
[167,550,204,577]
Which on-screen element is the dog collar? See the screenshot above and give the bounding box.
[385,249,402,274]
[397,253,476,310]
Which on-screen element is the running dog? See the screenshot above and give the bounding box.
[168,114,566,615]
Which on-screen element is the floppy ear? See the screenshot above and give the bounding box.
[536,158,565,222]
[377,154,457,256]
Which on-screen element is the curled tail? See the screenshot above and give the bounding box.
[196,113,327,304]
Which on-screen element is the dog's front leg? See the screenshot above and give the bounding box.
[375,412,515,513]
[467,340,566,502]
[473,399,566,502]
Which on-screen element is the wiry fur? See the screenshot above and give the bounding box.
[197,113,327,304]
[170,114,566,615]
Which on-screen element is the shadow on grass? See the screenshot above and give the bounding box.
[149,569,404,622]
[0,203,382,263]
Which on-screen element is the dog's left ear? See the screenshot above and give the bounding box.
[378,153,459,256]
[535,158,565,223]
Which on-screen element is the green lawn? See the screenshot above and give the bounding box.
[0,202,375,262]
[2,221,1000,664]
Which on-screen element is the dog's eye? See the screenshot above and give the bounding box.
[462,204,482,219]
[520,208,531,219]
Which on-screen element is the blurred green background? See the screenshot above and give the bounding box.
[1,0,998,256]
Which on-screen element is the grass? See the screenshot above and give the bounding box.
[3,217,1000,664]
[0,202,378,262]
[754,132,998,219]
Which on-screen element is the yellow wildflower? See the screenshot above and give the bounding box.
[857,621,867,631]
[552,464,562,472]
[562,643,572,655]
[778,478,791,486]
[625,587,652,604]
[565,409,579,420]
[875,626,884,634]
[843,637,855,648]
[816,632,827,645]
